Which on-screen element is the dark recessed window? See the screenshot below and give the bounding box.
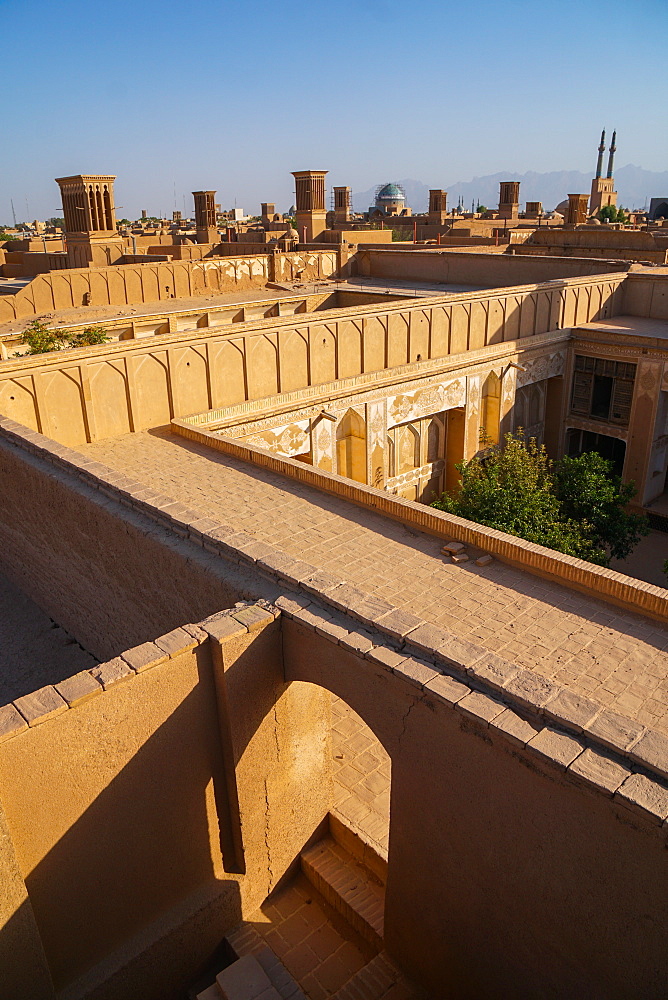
[570,356,636,426]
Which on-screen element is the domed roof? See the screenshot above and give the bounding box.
[377,183,405,202]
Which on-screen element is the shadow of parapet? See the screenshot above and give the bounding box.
[0,568,99,705]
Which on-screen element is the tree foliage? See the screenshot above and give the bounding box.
[554,452,647,560]
[18,320,109,356]
[431,431,648,566]
[598,205,627,224]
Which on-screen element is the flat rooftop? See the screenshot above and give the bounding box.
[83,429,668,736]
[0,569,98,703]
[579,316,668,341]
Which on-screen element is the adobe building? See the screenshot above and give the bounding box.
[565,192,590,227]
[193,190,219,245]
[292,170,328,242]
[369,183,411,219]
[498,180,520,220]
[1,163,668,1000]
[589,129,618,217]
[55,174,125,268]
[333,185,352,225]
[428,189,448,226]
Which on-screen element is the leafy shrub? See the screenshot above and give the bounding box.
[17,320,109,355]
[431,431,648,566]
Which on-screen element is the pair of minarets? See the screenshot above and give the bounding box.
[595,129,617,179]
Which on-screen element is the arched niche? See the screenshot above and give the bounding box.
[336,408,367,483]
[481,372,501,446]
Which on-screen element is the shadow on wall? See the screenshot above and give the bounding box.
[0,646,242,1000]
[0,618,335,1000]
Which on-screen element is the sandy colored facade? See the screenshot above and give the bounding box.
[0,408,667,999]
[1,176,668,999]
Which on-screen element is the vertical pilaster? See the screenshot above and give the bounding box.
[367,400,387,489]
[464,375,481,459]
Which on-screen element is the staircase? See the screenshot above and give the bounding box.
[300,836,385,949]
[199,818,428,1000]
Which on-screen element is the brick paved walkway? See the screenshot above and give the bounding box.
[85,430,668,734]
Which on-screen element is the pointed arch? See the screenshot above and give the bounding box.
[336,408,367,483]
[481,372,501,445]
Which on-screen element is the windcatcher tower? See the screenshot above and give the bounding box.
[292,170,328,242]
[589,130,617,216]
[55,174,124,268]
[193,190,219,244]
[333,186,352,225]
[566,193,589,227]
[261,203,276,225]
[498,181,520,220]
[428,189,448,225]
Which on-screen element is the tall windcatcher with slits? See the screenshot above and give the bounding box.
[55,174,124,268]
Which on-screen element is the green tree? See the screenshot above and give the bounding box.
[476,204,487,213]
[431,431,648,566]
[46,217,64,229]
[554,452,649,560]
[0,229,18,242]
[598,205,627,224]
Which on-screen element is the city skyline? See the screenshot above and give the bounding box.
[2,0,667,220]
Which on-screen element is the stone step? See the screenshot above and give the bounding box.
[331,951,428,1000]
[223,926,307,1000]
[215,953,281,1000]
[196,986,222,1000]
[329,812,388,886]
[301,836,385,948]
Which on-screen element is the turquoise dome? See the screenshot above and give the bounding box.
[376,183,404,202]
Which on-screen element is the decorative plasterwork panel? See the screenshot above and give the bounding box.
[239,418,310,457]
[387,379,466,428]
[516,349,566,387]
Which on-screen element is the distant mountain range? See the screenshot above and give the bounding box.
[353,166,668,214]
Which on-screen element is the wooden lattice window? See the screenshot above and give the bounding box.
[570,356,636,426]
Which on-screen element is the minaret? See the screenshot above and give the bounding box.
[595,129,606,179]
[607,130,616,179]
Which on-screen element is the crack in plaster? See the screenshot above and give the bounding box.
[263,776,274,892]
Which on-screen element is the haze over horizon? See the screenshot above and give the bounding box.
[2,0,667,222]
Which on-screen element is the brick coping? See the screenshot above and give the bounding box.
[0,593,665,831]
[170,419,668,623]
[0,414,667,820]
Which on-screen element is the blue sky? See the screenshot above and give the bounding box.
[2,0,667,221]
